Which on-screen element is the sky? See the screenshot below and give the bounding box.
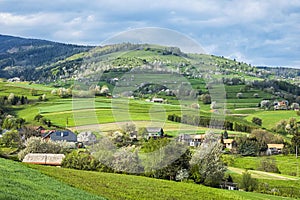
[0,0,300,68]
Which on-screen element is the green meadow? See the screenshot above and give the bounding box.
[28,163,291,200]
[0,158,105,200]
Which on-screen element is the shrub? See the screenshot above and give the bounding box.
[61,150,111,171]
[239,171,257,192]
[201,94,211,104]
[252,117,262,126]
[257,157,280,173]
[0,130,21,148]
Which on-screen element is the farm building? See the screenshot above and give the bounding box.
[177,134,205,147]
[151,98,164,103]
[274,100,289,110]
[146,127,164,140]
[267,144,284,154]
[223,139,237,150]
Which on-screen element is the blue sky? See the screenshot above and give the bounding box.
[0,0,299,68]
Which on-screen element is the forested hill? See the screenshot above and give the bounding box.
[0,34,93,79]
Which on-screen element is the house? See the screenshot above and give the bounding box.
[34,126,45,132]
[151,98,164,103]
[77,131,97,146]
[220,182,239,190]
[274,100,289,110]
[7,77,21,82]
[43,130,77,143]
[190,134,205,147]
[223,139,237,150]
[291,103,300,111]
[267,144,284,154]
[177,134,205,147]
[146,127,164,140]
[22,153,65,166]
[177,134,193,145]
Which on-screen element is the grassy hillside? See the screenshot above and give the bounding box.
[230,155,300,177]
[245,110,298,130]
[28,164,291,200]
[0,158,105,200]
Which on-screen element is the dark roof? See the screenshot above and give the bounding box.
[146,127,163,133]
[44,131,77,142]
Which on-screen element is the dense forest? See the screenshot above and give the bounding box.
[0,34,93,78]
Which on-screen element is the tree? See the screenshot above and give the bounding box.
[223,130,228,139]
[190,131,226,187]
[210,101,217,109]
[273,120,288,135]
[111,146,143,174]
[288,118,300,158]
[253,93,259,98]
[7,93,15,104]
[122,123,136,134]
[236,93,243,99]
[100,85,110,95]
[236,136,260,156]
[201,94,211,104]
[138,127,148,139]
[30,88,38,96]
[41,94,47,101]
[34,114,44,122]
[18,137,69,161]
[175,169,189,182]
[19,126,40,141]
[252,117,262,126]
[257,157,280,173]
[239,171,257,192]
[0,130,21,148]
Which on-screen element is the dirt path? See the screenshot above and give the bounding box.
[234,108,260,111]
[228,167,299,180]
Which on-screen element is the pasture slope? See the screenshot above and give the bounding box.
[0,158,105,200]
[28,164,292,200]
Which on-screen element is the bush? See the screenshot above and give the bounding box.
[252,117,262,126]
[62,150,111,171]
[239,171,257,192]
[0,130,21,148]
[257,157,280,173]
[201,94,211,104]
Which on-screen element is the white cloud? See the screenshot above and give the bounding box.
[0,0,299,67]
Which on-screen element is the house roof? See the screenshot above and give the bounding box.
[22,153,65,166]
[152,98,164,102]
[223,139,235,144]
[146,127,163,133]
[267,144,284,149]
[191,134,205,140]
[43,130,77,142]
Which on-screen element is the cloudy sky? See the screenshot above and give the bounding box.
[0,0,299,68]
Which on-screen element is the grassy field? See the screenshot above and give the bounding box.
[2,81,296,135]
[245,110,299,130]
[28,164,292,200]
[0,158,105,200]
[230,155,300,177]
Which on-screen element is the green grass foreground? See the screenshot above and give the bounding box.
[28,164,293,200]
[0,158,105,200]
